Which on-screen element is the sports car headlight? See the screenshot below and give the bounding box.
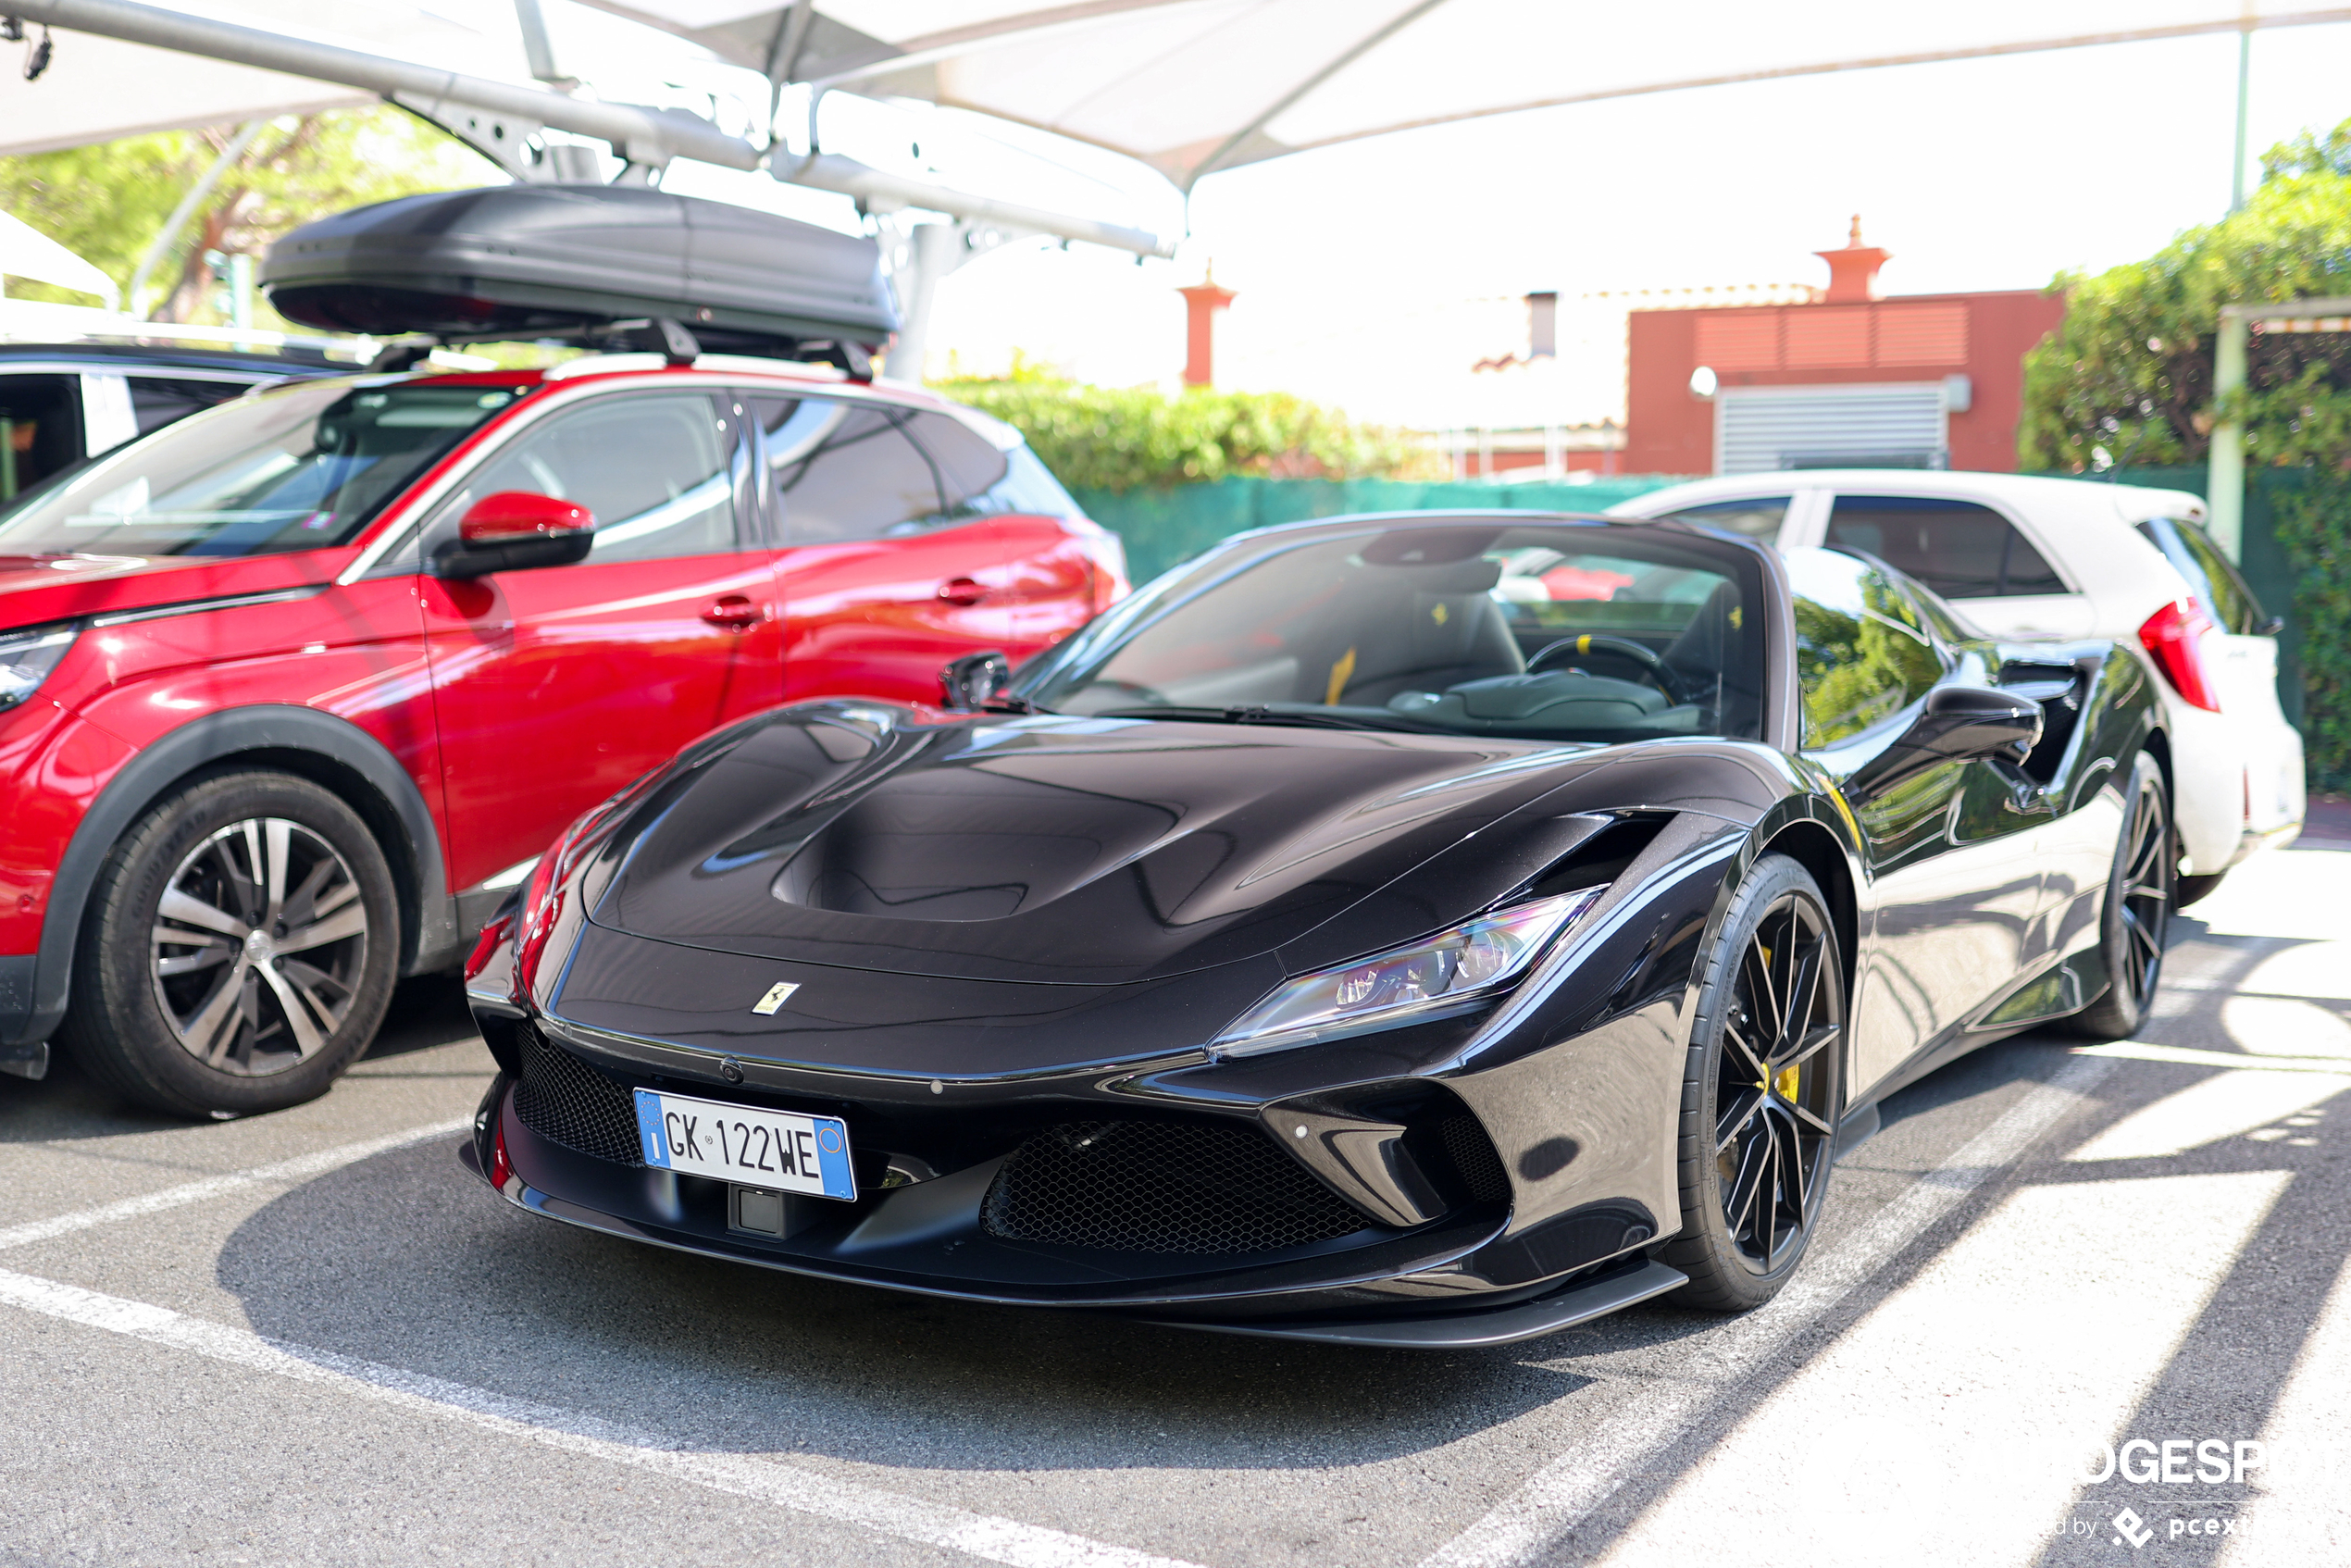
[1212,887,1606,1057]
[0,623,78,713]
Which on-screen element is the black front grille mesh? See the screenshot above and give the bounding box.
[982,1120,1368,1255]
[513,1026,644,1166]
[1439,1114,1511,1203]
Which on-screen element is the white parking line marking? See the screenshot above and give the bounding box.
[1421,1054,2117,1568]
[0,1267,1208,1568]
[1590,1169,2293,1566]
[0,1118,471,1251]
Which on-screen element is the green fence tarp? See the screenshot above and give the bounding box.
[1072,475,1698,586]
[1085,467,2318,728]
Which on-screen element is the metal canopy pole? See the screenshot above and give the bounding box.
[2211,307,2249,562]
[126,116,265,317]
[7,0,1175,258]
[2210,296,2351,562]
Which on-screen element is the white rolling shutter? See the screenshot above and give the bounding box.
[1714,383,1947,474]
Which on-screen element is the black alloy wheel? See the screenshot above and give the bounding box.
[1665,852,1846,1311]
[2064,752,2173,1041]
[61,770,400,1118]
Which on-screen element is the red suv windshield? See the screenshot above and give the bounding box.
[0,379,523,559]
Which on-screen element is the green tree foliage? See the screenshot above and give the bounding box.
[2019,118,2351,789]
[0,107,486,322]
[930,359,1442,492]
[2019,139,2351,474]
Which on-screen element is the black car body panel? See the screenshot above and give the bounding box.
[465,513,2161,1344]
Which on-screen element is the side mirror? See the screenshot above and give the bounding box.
[1846,685,2044,800]
[435,492,595,579]
[939,649,1011,711]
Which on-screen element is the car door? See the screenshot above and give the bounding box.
[418,387,781,894]
[902,408,1113,653]
[1823,492,2095,639]
[1788,550,2052,1097]
[747,394,1019,705]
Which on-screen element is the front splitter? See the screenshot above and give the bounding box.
[1140,1257,1688,1349]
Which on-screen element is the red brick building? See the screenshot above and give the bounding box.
[1623,223,2064,476]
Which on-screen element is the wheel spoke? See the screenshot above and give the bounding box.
[1716,1084,1764,1153]
[155,948,233,977]
[235,821,268,927]
[1773,1104,1808,1213]
[1785,1022,1840,1068]
[261,818,292,929]
[256,961,328,1059]
[1777,940,1822,1060]
[1748,935,1783,1043]
[280,956,353,1032]
[1724,1133,1770,1232]
[1723,1019,1768,1081]
[176,959,248,1061]
[158,888,249,940]
[277,903,366,955]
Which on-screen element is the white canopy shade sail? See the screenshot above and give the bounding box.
[0,0,531,157]
[583,0,2351,190]
[0,210,119,307]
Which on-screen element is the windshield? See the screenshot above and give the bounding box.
[1019,520,1769,742]
[0,379,521,558]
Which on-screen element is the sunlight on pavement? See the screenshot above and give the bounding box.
[2219,1247,2351,1562]
[2223,994,2351,1059]
[1590,1172,2290,1568]
[2237,945,2351,1002]
[2062,1072,2348,1162]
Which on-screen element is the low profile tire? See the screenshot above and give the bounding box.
[2061,753,2174,1042]
[1662,852,1847,1313]
[58,770,400,1118]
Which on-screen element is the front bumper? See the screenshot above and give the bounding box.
[463,1074,1687,1347]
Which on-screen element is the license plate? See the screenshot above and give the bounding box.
[633,1089,857,1201]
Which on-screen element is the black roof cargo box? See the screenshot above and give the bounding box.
[263,185,898,355]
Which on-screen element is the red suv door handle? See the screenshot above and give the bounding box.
[937,577,989,608]
[702,594,763,630]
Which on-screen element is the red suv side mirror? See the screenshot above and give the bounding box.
[437,492,596,579]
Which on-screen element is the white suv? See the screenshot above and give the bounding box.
[1609,470,2305,902]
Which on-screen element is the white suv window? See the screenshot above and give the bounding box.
[1823,495,2066,600]
[1654,496,1790,541]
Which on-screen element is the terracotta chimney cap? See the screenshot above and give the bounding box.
[1814,215,1890,304]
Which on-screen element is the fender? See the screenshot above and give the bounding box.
[1,704,460,1073]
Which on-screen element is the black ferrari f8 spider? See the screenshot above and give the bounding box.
[461,514,2169,1347]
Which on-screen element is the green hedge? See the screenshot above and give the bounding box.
[933,370,1436,492]
[1075,475,1697,586]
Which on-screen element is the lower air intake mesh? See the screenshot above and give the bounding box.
[1439,1114,1511,1204]
[513,1025,644,1166]
[982,1120,1368,1255]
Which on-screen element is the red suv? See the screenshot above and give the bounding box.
[0,355,1124,1116]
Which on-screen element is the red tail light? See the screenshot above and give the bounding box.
[2139,599,2222,713]
[489,1117,514,1191]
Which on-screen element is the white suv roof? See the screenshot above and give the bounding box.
[1606,468,2207,529]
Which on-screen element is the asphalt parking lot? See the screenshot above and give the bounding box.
[2,849,2345,1568]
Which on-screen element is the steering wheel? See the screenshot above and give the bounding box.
[1526,633,1686,703]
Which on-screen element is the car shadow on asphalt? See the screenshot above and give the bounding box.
[212,1136,1596,1472]
[194,917,2347,1537]
[0,974,483,1143]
